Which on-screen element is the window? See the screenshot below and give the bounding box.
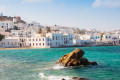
[43,43,44,46]
[39,43,41,46]
[33,43,34,46]
[33,39,34,41]
[53,36,54,40]
[12,42,13,45]
[48,38,49,41]
[8,42,9,45]
[36,43,38,46]
[29,39,31,41]
[36,39,37,41]
[48,43,49,46]
[39,38,41,41]
[56,36,57,40]
[56,42,57,45]
[43,38,44,41]
[30,43,31,46]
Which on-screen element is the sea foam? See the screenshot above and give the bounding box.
[52,64,65,70]
[39,73,71,80]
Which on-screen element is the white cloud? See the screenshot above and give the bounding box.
[23,0,52,3]
[92,0,120,8]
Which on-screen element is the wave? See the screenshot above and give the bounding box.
[39,73,71,80]
[34,64,66,71]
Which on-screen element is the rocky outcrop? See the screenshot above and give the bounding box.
[61,77,88,80]
[57,48,98,67]
[72,77,88,80]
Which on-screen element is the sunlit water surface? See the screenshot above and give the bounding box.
[0,46,120,80]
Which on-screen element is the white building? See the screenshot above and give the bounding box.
[1,37,20,48]
[0,28,11,37]
[46,33,63,47]
[73,33,101,46]
[0,20,14,30]
[46,33,73,47]
[102,33,120,45]
[28,21,43,28]
[26,33,73,48]
[0,36,30,48]
[63,34,73,46]
[27,34,51,48]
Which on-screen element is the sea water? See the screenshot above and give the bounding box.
[0,46,120,80]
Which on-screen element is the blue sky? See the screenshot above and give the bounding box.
[0,0,120,31]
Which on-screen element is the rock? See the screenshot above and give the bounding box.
[56,54,69,64]
[61,77,88,80]
[72,77,88,80]
[89,61,98,65]
[62,78,66,80]
[57,48,98,67]
[59,48,84,67]
[80,57,89,66]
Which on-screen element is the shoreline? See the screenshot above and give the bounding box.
[0,45,119,50]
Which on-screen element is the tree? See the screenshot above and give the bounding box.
[46,27,51,33]
[0,34,5,41]
[13,26,19,30]
[38,28,42,34]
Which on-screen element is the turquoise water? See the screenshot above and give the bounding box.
[0,46,120,80]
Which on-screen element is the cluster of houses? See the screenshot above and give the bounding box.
[0,13,120,48]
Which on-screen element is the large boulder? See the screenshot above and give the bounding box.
[57,48,98,67]
[57,48,84,67]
